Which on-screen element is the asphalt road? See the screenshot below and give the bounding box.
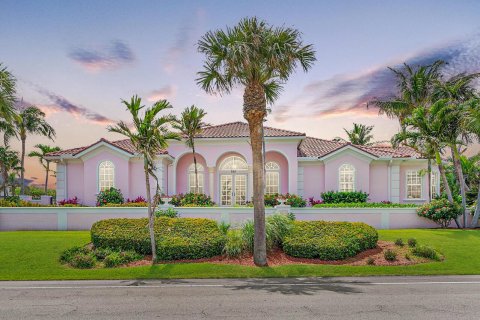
[1,276,480,319]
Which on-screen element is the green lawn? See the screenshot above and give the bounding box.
[0,229,479,280]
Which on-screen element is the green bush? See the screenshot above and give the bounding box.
[412,245,440,261]
[155,207,178,218]
[384,249,397,261]
[264,193,307,207]
[217,221,231,235]
[320,191,369,204]
[417,198,462,228]
[91,217,225,260]
[168,193,215,207]
[408,238,417,248]
[283,221,378,260]
[394,238,404,247]
[223,229,244,258]
[103,250,142,268]
[241,214,295,253]
[59,246,90,263]
[96,187,124,206]
[70,253,96,269]
[242,220,255,252]
[313,202,417,208]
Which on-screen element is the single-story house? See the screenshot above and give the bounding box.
[46,121,439,206]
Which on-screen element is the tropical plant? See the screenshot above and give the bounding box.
[11,106,56,194]
[0,63,16,123]
[28,144,61,193]
[197,17,316,266]
[108,95,180,262]
[96,187,124,206]
[0,146,21,196]
[336,123,375,145]
[173,105,209,193]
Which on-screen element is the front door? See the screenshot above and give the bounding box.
[220,174,247,206]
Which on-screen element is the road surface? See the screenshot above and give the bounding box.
[1,276,480,319]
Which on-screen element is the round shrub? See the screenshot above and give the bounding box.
[91,217,225,260]
[394,238,404,247]
[60,246,91,264]
[70,253,96,269]
[96,187,124,206]
[384,249,397,262]
[407,238,417,248]
[264,193,306,207]
[412,245,440,261]
[417,198,461,228]
[283,221,378,260]
[103,251,142,268]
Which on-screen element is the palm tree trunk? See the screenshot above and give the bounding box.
[45,161,50,194]
[451,145,467,228]
[470,180,480,228]
[192,145,199,193]
[436,151,460,228]
[244,83,267,267]
[427,158,432,201]
[20,137,26,194]
[144,162,157,263]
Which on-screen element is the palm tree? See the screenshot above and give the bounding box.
[13,106,55,194]
[341,123,375,145]
[197,17,316,266]
[0,146,21,196]
[108,95,180,263]
[173,106,209,193]
[0,63,16,121]
[28,144,61,193]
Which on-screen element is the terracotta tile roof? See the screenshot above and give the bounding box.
[46,138,168,157]
[298,137,422,158]
[195,121,305,138]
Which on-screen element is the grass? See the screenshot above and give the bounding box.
[0,229,479,280]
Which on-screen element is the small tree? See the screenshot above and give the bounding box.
[173,106,209,193]
[336,123,375,145]
[28,144,61,193]
[108,95,179,263]
[0,146,21,196]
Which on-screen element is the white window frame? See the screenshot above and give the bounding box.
[431,171,439,199]
[265,161,280,195]
[219,156,248,172]
[98,160,115,192]
[338,163,355,192]
[188,163,204,194]
[406,170,422,199]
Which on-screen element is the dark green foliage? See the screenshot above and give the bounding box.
[70,253,96,269]
[242,220,255,252]
[59,246,90,264]
[412,245,441,261]
[264,193,307,207]
[217,221,231,235]
[91,217,226,260]
[417,198,462,228]
[384,249,397,261]
[241,214,295,253]
[169,193,215,207]
[320,191,369,204]
[313,202,417,208]
[103,251,142,268]
[155,207,178,218]
[408,238,417,248]
[223,229,244,258]
[283,221,378,260]
[394,238,404,247]
[96,187,124,206]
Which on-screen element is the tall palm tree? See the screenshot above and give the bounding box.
[197,17,316,266]
[173,105,209,193]
[108,95,180,263]
[341,123,375,145]
[0,63,16,121]
[0,146,21,196]
[28,144,61,193]
[13,106,55,194]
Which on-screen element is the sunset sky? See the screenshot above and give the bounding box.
[1,0,480,187]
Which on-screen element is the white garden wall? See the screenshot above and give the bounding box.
[0,206,459,231]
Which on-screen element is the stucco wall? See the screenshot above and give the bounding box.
[324,150,371,193]
[66,161,84,203]
[369,161,389,202]
[175,153,209,194]
[300,163,325,200]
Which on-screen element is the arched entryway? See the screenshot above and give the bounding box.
[218,155,248,206]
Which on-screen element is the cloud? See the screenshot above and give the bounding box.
[273,33,480,122]
[147,85,177,102]
[68,40,135,72]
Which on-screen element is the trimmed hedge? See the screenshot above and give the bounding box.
[313,202,417,208]
[283,221,378,260]
[321,191,369,204]
[91,217,225,260]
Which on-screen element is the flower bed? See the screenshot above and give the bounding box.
[313,202,418,208]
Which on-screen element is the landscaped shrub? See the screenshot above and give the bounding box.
[127,196,146,203]
[155,207,178,218]
[59,246,90,263]
[91,217,225,260]
[58,196,80,206]
[394,238,404,247]
[223,229,244,258]
[384,249,397,261]
[0,199,48,207]
[102,202,148,207]
[417,198,461,228]
[412,245,441,261]
[70,253,96,269]
[320,191,369,204]
[217,221,231,235]
[313,202,417,208]
[103,250,142,268]
[96,187,124,206]
[408,238,417,248]
[263,193,307,207]
[241,214,295,253]
[168,193,215,207]
[283,221,378,260]
[242,220,255,252]
[308,197,323,206]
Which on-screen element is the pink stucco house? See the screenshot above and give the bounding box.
[46,122,439,206]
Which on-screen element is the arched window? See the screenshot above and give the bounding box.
[339,164,355,192]
[98,160,115,191]
[219,156,248,172]
[265,161,280,195]
[188,163,204,193]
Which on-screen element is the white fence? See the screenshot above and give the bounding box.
[0,205,449,231]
